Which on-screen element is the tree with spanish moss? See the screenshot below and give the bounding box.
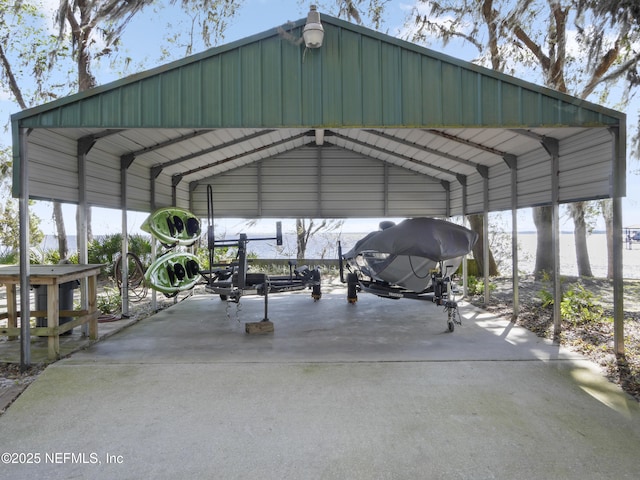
[407,0,640,279]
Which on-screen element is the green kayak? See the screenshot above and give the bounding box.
[145,251,201,295]
[141,207,201,247]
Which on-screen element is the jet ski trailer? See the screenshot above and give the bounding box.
[203,223,322,302]
[203,186,321,328]
[338,218,479,332]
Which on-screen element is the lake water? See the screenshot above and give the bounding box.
[515,233,640,279]
[38,232,640,279]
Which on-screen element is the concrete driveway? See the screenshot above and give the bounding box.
[1,288,639,479]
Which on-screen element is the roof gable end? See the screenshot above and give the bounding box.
[12,14,623,129]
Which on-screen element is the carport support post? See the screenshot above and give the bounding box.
[150,166,162,313]
[552,169,561,341]
[611,126,626,355]
[121,154,135,317]
[613,196,624,354]
[503,154,519,319]
[457,174,469,297]
[543,138,562,340]
[483,210,490,304]
[78,136,96,333]
[18,127,31,368]
[462,218,469,297]
[477,166,490,304]
[171,174,182,206]
[263,280,270,322]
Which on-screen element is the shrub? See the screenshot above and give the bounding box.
[193,244,236,272]
[467,275,495,296]
[537,271,558,308]
[89,233,152,275]
[538,288,554,308]
[97,285,122,314]
[128,234,152,265]
[560,284,607,326]
[0,249,18,264]
[537,280,609,325]
[29,247,57,264]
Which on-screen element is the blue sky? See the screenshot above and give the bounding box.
[2,1,639,235]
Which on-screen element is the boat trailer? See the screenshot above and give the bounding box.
[338,241,463,332]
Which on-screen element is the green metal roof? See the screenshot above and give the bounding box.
[12,15,622,130]
[10,13,625,215]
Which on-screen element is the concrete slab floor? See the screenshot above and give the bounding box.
[1,289,639,480]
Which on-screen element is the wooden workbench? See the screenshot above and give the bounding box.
[0,264,104,360]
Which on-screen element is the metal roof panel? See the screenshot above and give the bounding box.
[10,13,625,219]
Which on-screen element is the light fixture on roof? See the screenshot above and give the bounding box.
[303,5,324,48]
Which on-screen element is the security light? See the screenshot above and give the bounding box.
[303,5,324,48]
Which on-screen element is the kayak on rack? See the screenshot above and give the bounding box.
[141,206,202,247]
[144,251,201,296]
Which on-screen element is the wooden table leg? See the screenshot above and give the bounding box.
[47,283,60,360]
[88,274,98,340]
[7,284,17,340]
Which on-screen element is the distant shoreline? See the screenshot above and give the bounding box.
[34,230,620,248]
[36,230,611,249]
[28,231,640,281]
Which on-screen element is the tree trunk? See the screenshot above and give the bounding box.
[296,219,308,260]
[533,206,553,278]
[569,202,593,277]
[468,214,499,276]
[69,1,97,251]
[70,1,98,91]
[53,201,68,259]
[601,199,614,279]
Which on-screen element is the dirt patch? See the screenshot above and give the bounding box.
[0,363,46,414]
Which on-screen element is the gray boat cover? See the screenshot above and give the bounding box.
[344,218,478,261]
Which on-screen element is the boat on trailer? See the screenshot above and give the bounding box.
[339,217,478,332]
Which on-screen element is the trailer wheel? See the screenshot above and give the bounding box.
[347,273,358,304]
[312,269,322,301]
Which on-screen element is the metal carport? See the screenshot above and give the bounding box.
[10,13,626,365]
